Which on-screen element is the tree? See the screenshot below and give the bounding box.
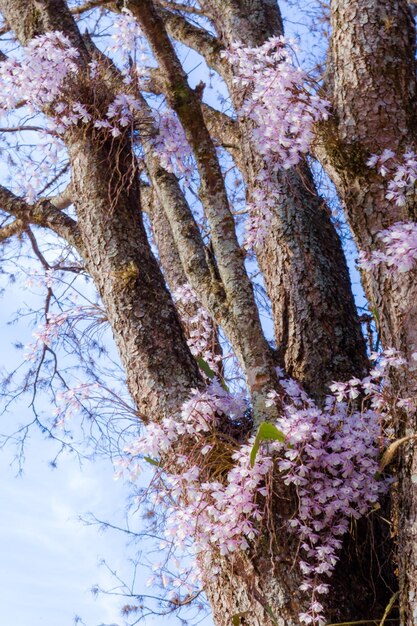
[0,0,416,624]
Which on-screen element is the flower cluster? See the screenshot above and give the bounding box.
[125,381,265,565]
[0,28,149,201]
[359,221,417,273]
[224,37,330,170]
[0,24,147,136]
[367,149,417,207]
[173,284,222,374]
[266,350,407,624]
[108,8,149,84]
[24,312,70,361]
[361,149,417,272]
[282,407,381,625]
[223,37,330,248]
[120,348,409,625]
[152,110,194,186]
[0,32,79,114]
[244,175,285,249]
[93,93,142,138]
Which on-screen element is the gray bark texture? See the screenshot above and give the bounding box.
[0,0,414,624]
[315,1,417,622]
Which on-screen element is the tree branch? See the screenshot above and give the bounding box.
[144,67,242,165]
[129,0,281,415]
[157,6,227,77]
[0,218,25,242]
[49,183,74,211]
[70,0,112,15]
[155,0,204,15]
[200,103,242,167]
[0,185,82,250]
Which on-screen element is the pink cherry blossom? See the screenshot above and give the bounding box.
[152,110,194,186]
[359,221,417,273]
[0,32,78,114]
[223,38,330,249]
[173,284,222,374]
[118,348,410,625]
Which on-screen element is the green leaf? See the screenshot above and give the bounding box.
[370,306,380,322]
[231,612,248,625]
[144,456,160,466]
[379,435,417,474]
[196,357,229,391]
[379,591,399,626]
[196,357,216,380]
[250,422,285,467]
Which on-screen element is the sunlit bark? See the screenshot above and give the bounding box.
[316,1,417,621]
[0,0,414,624]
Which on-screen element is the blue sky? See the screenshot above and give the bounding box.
[0,279,133,626]
[0,446,129,626]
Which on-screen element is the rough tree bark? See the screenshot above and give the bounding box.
[315,1,417,622]
[199,0,368,401]
[0,0,414,624]
[0,0,203,421]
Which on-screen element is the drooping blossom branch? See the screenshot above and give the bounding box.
[173,284,222,375]
[224,37,330,171]
[0,31,79,113]
[367,149,417,207]
[0,27,149,201]
[108,7,148,82]
[223,37,330,249]
[118,348,408,625]
[152,109,195,186]
[357,150,417,273]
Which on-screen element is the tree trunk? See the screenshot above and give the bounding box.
[317,1,417,621]
[0,0,412,623]
[68,130,201,419]
[204,547,303,626]
[195,0,368,400]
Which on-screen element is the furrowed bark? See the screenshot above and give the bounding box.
[317,0,417,622]
[130,0,282,416]
[199,0,283,44]
[204,544,303,626]
[68,131,201,419]
[199,0,368,398]
[255,164,368,399]
[83,48,247,376]
[1,0,202,421]
[161,2,388,624]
